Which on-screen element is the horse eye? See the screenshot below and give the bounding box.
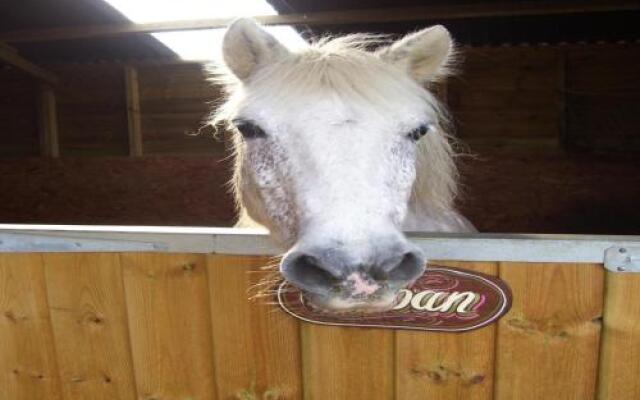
[407,124,433,141]
[233,120,267,139]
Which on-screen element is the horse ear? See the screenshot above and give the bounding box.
[222,18,290,81]
[378,25,454,82]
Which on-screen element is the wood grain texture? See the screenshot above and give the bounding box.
[124,66,143,157]
[0,254,63,400]
[37,84,60,158]
[53,64,129,156]
[598,271,640,400]
[495,262,603,400]
[449,47,560,143]
[301,324,394,399]
[396,261,498,400]
[207,255,302,399]
[138,63,220,155]
[121,253,217,400]
[43,253,137,400]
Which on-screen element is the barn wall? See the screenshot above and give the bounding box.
[449,46,561,149]
[0,43,638,233]
[0,69,39,156]
[0,156,236,226]
[137,63,222,155]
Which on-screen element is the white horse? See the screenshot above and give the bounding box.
[211,19,475,311]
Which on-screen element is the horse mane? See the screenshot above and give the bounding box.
[206,33,459,224]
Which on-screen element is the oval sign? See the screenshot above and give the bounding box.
[278,265,512,332]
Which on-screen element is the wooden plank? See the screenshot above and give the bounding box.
[557,49,568,147]
[0,41,59,84]
[566,45,640,92]
[54,63,129,156]
[495,262,603,400]
[2,1,639,43]
[124,66,143,157]
[37,84,60,158]
[121,253,217,400]
[207,255,302,399]
[137,63,220,155]
[0,254,63,400]
[0,68,39,156]
[42,253,137,400]
[301,325,394,399]
[396,261,498,400]
[597,271,640,399]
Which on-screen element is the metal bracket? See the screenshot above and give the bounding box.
[605,246,640,273]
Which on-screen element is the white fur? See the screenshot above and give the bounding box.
[209,19,475,251]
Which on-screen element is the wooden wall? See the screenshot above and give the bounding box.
[2,43,639,158]
[449,46,561,149]
[137,63,222,155]
[0,43,639,233]
[449,43,640,153]
[0,61,222,157]
[0,69,38,156]
[1,253,639,399]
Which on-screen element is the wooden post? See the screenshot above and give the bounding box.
[37,84,60,158]
[598,273,640,399]
[557,49,568,149]
[124,65,143,157]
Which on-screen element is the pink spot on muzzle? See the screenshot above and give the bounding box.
[346,272,380,296]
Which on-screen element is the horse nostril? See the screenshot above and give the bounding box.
[281,252,341,295]
[375,251,425,284]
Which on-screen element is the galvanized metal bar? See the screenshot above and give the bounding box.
[0,224,639,262]
[0,232,166,252]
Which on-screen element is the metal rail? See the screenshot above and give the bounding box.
[1,224,639,264]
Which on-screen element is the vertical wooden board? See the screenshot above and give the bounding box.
[121,253,216,400]
[598,272,640,399]
[396,261,498,400]
[301,324,394,399]
[37,84,60,158]
[207,255,302,399]
[43,253,137,400]
[0,254,63,400]
[495,262,603,400]
[124,65,143,157]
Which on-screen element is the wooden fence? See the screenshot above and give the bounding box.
[1,251,639,399]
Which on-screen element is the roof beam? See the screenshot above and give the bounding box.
[0,42,59,84]
[1,1,638,44]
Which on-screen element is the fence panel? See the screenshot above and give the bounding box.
[395,261,498,400]
[207,254,303,399]
[495,262,603,400]
[121,253,217,399]
[301,323,394,400]
[43,253,137,400]
[0,254,63,400]
[4,250,640,400]
[598,271,640,400]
